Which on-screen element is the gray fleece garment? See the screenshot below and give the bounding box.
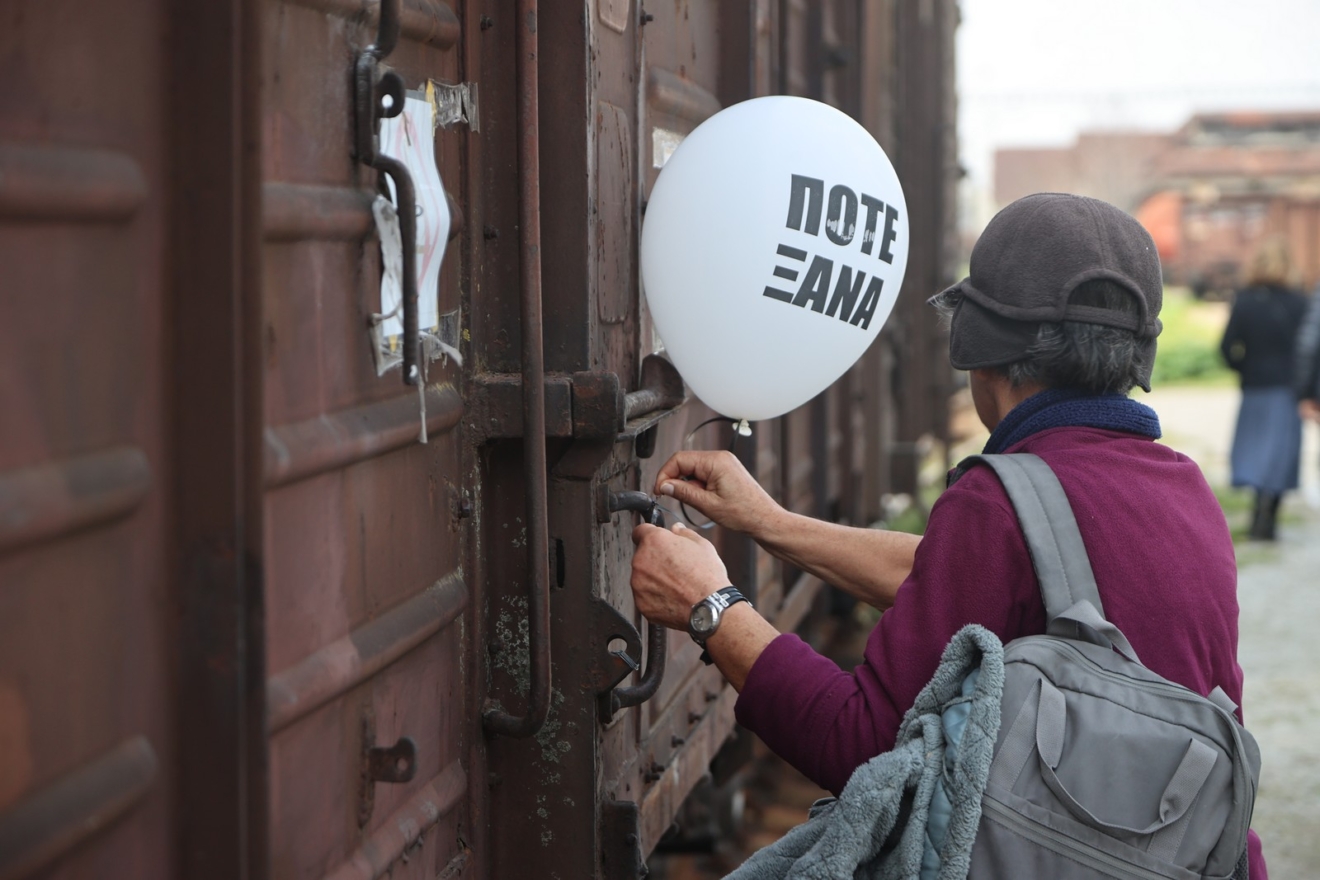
[726,625,1004,880]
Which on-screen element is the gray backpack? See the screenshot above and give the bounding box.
[961,454,1260,879]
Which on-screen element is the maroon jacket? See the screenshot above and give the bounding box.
[735,426,1266,877]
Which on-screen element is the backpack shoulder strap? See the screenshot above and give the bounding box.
[956,453,1105,623]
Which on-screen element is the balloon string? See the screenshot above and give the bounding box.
[654,499,717,530]
[672,414,755,530]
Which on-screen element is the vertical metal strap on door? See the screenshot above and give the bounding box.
[353,0,421,385]
[482,0,551,739]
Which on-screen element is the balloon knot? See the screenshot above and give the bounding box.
[734,419,753,437]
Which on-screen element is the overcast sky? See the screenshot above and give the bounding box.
[957,0,1320,189]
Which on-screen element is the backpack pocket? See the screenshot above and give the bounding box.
[990,664,1239,874]
[972,788,1201,880]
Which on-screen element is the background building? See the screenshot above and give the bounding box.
[993,111,1320,293]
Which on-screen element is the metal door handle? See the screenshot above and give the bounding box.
[603,492,669,719]
[353,0,421,385]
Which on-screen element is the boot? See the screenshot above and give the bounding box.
[1264,492,1282,541]
[1249,491,1280,541]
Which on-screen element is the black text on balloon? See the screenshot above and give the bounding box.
[784,174,899,264]
[762,247,884,330]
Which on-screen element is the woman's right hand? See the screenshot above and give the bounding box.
[654,450,784,538]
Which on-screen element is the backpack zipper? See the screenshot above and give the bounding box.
[1020,638,1254,854]
[981,796,1181,880]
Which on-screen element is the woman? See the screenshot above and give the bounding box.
[631,194,1267,876]
[1220,237,1309,540]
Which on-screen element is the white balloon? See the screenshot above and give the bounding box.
[641,96,909,422]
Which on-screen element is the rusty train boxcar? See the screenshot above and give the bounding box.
[0,1,958,878]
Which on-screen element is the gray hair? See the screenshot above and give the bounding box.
[931,279,1151,394]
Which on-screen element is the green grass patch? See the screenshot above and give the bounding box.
[1213,484,1254,544]
[883,504,928,536]
[1150,288,1234,387]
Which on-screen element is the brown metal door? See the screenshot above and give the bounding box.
[0,0,175,874]
[477,3,915,877]
[1,0,268,876]
[259,1,476,877]
[0,1,956,878]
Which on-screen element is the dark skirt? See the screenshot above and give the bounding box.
[1231,386,1302,493]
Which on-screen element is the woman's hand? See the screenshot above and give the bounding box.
[654,450,783,538]
[630,523,729,630]
[1300,398,1320,423]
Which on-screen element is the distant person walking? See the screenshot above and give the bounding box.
[1220,237,1308,539]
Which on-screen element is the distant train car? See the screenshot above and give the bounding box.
[0,1,957,878]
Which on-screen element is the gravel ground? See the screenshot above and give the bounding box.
[1236,509,1320,879]
[1127,385,1320,878]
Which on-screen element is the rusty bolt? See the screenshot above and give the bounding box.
[671,735,685,747]
[640,11,654,25]
[644,761,665,782]
[479,14,494,30]
[483,224,499,240]
[688,711,702,724]
[455,497,473,519]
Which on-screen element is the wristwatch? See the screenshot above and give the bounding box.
[688,586,752,664]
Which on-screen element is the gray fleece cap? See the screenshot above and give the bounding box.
[936,193,1164,390]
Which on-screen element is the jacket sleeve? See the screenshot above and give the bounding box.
[1294,292,1320,400]
[734,482,1041,795]
[1220,295,1247,372]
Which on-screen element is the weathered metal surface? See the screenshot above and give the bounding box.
[573,371,627,439]
[0,1,958,876]
[609,609,668,718]
[468,374,575,439]
[636,684,738,857]
[482,0,552,741]
[263,183,464,243]
[366,737,418,785]
[263,386,463,488]
[172,0,269,875]
[266,573,468,731]
[583,597,647,696]
[263,183,376,241]
[890,0,958,490]
[0,737,158,880]
[0,141,148,223]
[261,0,469,873]
[0,0,260,874]
[0,446,151,555]
[622,354,686,422]
[285,0,460,48]
[322,761,467,880]
[600,801,646,880]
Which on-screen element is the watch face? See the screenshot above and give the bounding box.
[691,602,718,636]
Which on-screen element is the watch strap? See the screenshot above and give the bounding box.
[707,586,749,614]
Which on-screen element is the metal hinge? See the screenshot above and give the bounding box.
[468,354,685,448]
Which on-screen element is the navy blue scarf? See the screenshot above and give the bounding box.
[982,388,1162,454]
